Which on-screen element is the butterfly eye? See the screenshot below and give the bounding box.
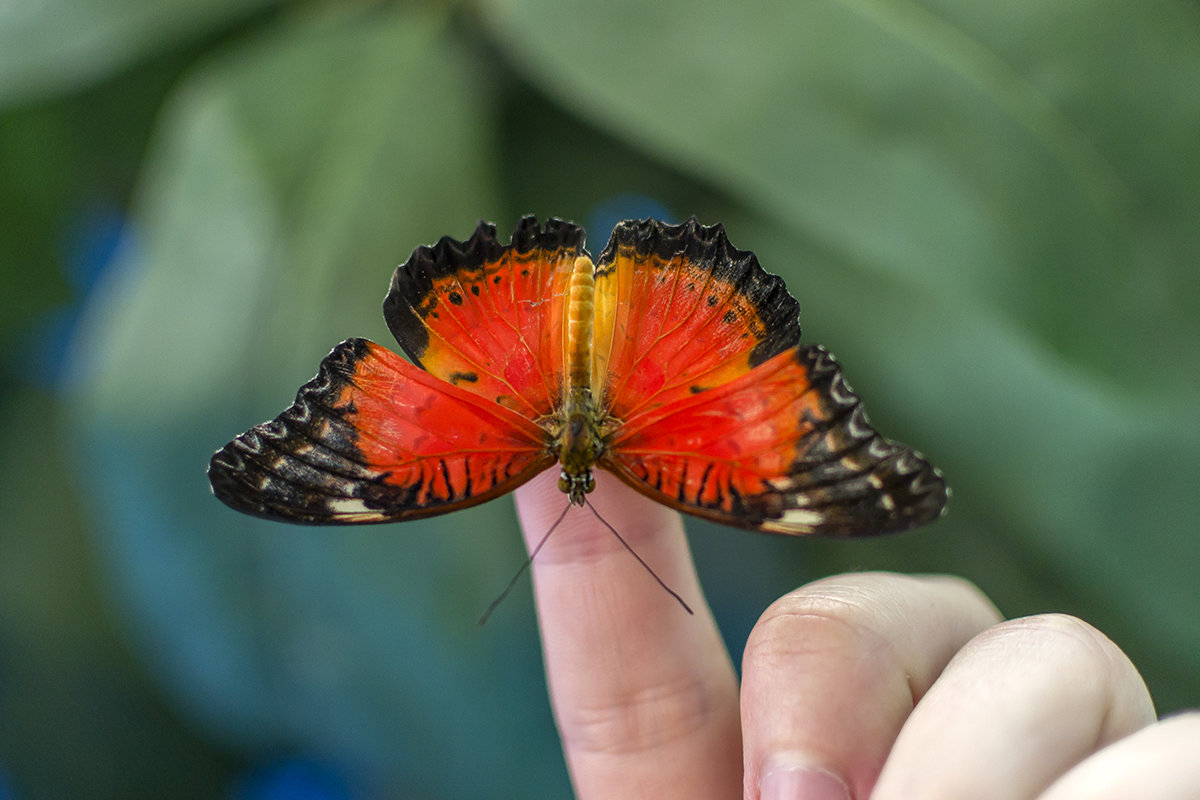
[557,472,571,494]
[585,475,596,494]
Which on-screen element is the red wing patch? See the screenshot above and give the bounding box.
[382,218,583,421]
[208,339,553,523]
[602,344,947,535]
[593,219,801,421]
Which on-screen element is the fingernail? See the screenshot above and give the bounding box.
[760,760,851,800]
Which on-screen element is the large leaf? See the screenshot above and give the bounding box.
[481,0,1200,403]
[0,0,284,105]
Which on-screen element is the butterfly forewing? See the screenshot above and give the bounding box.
[208,338,553,524]
[382,218,584,421]
[592,219,801,420]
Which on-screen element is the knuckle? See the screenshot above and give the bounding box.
[744,571,989,667]
[972,614,1141,701]
[966,613,1155,735]
[741,573,1003,705]
[979,613,1120,667]
[558,673,730,757]
[744,582,891,669]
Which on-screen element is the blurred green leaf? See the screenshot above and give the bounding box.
[0,0,283,105]
[0,39,209,352]
[481,0,1200,403]
[0,388,233,799]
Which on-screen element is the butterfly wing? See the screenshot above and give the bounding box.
[592,219,945,535]
[209,339,553,524]
[602,344,947,535]
[383,216,584,421]
[591,218,801,417]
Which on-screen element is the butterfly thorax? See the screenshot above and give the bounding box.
[557,385,604,504]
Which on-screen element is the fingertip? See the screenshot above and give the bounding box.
[515,470,684,563]
[514,469,568,541]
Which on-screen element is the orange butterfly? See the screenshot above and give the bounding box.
[209,217,946,535]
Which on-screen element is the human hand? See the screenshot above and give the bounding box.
[514,470,1199,799]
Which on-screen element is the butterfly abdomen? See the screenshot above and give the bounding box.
[557,255,603,504]
[565,254,596,391]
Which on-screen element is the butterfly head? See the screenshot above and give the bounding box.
[557,469,596,506]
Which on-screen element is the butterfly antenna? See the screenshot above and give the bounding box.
[478,502,573,626]
[585,500,694,616]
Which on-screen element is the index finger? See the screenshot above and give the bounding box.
[515,469,741,800]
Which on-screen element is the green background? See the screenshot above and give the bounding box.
[2,1,1198,797]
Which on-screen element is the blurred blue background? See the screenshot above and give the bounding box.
[3,1,1199,797]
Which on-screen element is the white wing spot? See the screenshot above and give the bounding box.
[845,411,873,439]
[829,374,857,405]
[326,497,386,520]
[774,507,825,531]
[867,439,892,459]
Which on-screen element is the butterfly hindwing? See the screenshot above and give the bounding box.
[208,338,553,524]
[603,342,947,536]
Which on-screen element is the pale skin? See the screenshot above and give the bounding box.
[514,470,1200,800]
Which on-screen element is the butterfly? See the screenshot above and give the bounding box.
[208,217,947,535]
